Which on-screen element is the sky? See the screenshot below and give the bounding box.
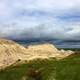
[0,0,80,42]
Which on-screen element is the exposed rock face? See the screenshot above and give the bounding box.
[0,39,31,69]
[0,39,74,69]
[26,43,61,59]
[60,49,74,54]
[26,44,74,59]
[59,49,74,58]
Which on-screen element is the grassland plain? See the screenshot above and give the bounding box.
[0,53,80,80]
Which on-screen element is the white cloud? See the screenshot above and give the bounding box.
[0,0,80,40]
[0,0,80,19]
[0,20,80,40]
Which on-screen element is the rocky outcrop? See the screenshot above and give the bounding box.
[0,39,31,69]
[26,43,61,59]
[0,39,74,69]
[59,49,74,58]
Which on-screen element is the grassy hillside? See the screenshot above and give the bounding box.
[0,58,57,80]
[56,53,80,80]
[0,54,80,80]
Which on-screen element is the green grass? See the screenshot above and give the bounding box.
[0,54,80,80]
[0,58,57,80]
[56,54,80,80]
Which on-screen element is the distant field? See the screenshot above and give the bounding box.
[58,48,80,51]
[0,53,80,80]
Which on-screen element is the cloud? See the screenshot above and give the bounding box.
[0,20,80,41]
[0,0,80,20]
[0,0,80,41]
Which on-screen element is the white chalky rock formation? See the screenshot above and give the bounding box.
[26,43,61,59]
[0,39,74,69]
[0,39,31,69]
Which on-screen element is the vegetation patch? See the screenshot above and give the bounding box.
[0,54,80,80]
